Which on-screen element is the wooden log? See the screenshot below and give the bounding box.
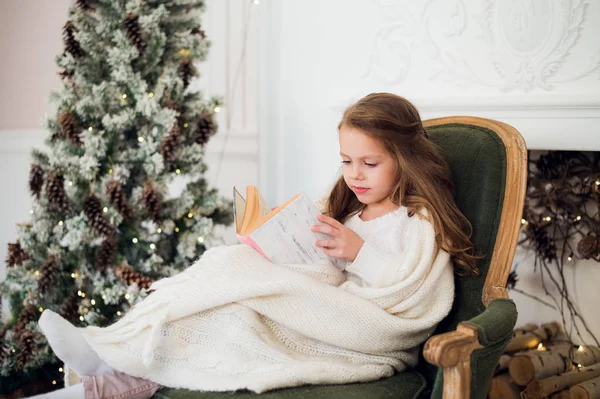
[515,323,539,336]
[570,375,600,399]
[509,348,573,386]
[495,354,512,374]
[505,322,562,353]
[549,390,572,399]
[573,347,600,368]
[488,373,521,399]
[522,362,600,399]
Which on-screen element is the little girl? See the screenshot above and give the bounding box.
[33,92,478,399]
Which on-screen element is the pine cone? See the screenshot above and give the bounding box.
[63,21,85,59]
[106,181,133,220]
[17,330,36,369]
[0,329,9,364]
[29,163,44,199]
[38,256,58,295]
[162,96,178,112]
[577,235,598,259]
[76,0,95,12]
[193,114,214,146]
[59,69,75,80]
[6,241,29,267]
[191,26,206,39]
[178,58,198,90]
[115,263,153,289]
[14,304,38,338]
[142,181,161,224]
[60,293,80,324]
[123,13,146,54]
[58,111,82,147]
[96,236,117,272]
[46,172,71,213]
[83,194,114,237]
[160,125,181,163]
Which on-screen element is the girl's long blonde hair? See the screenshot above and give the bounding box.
[325,93,479,276]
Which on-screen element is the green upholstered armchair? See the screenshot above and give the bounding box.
[154,116,527,399]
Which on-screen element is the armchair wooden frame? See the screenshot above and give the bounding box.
[421,117,527,399]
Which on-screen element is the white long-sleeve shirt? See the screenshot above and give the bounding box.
[327,206,451,294]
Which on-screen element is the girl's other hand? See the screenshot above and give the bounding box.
[311,214,364,261]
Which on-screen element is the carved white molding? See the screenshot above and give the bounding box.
[363,0,600,92]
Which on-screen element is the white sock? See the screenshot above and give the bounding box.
[38,310,114,377]
[28,383,85,399]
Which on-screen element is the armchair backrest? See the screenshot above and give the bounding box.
[414,117,527,388]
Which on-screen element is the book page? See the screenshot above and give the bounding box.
[249,194,333,264]
[256,189,272,219]
[233,187,246,234]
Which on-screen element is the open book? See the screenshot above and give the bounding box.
[233,185,333,264]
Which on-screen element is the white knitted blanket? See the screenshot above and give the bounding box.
[82,243,453,393]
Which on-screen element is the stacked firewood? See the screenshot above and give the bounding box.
[488,322,600,399]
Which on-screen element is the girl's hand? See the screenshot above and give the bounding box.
[311,214,364,261]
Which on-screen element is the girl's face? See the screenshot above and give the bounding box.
[339,125,397,210]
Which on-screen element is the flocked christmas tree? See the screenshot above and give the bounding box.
[0,0,232,393]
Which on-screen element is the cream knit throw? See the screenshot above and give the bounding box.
[82,239,454,393]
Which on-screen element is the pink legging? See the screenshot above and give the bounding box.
[81,370,162,399]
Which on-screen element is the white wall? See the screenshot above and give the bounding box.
[258,0,600,343]
[0,0,260,318]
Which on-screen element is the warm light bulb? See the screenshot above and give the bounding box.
[38,307,44,312]
[175,227,180,232]
[132,238,138,243]
[52,381,57,385]
[214,106,221,113]
[81,292,86,298]
[148,92,154,98]
[78,290,82,296]
[91,299,96,305]
[125,294,130,300]
[68,180,73,186]
[197,237,204,243]
[102,295,106,300]
[122,94,127,99]
[71,273,76,278]
[537,343,544,350]
[183,123,189,128]
[156,228,162,234]
[108,168,113,174]
[88,126,93,131]
[568,256,572,261]
[138,136,144,142]
[150,243,156,250]
[175,169,181,174]
[35,270,40,276]
[79,316,84,321]
[117,311,122,316]
[103,207,108,213]
[59,220,63,226]
[578,345,584,351]
[188,212,193,218]
[576,215,582,221]
[59,367,63,372]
